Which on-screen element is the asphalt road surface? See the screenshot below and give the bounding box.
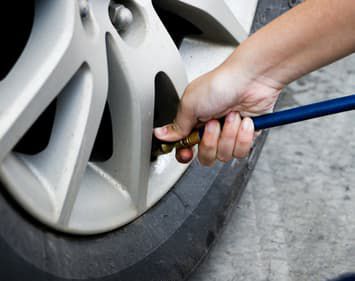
[191,54,355,281]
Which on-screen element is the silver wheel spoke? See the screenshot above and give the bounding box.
[28,66,107,225]
[0,1,85,161]
[0,0,109,226]
[100,0,187,211]
[0,154,57,221]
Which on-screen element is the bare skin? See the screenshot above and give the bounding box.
[154,0,355,166]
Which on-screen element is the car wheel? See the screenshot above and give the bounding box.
[0,0,288,280]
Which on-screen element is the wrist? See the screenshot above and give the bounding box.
[220,43,285,91]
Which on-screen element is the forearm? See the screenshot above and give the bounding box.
[226,0,355,86]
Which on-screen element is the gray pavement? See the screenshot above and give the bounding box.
[190,54,355,281]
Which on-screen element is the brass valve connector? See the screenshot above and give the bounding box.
[152,130,201,158]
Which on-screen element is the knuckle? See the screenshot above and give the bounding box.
[238,138,251,147]
[200,141,216,152]
[218,155,231,163]
[216,151,226,162]
[198,150,216,166]
[206,161,215,167]
[171,121,187,137]
[180,95,191,109]
[233,148,247,159]
[220,131,236,150]
[222,127,237,139]
[217,145,233,162]
[198,156,214,167]
[180,92,195,114]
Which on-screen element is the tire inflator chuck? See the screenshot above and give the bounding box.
[151,94,355,158]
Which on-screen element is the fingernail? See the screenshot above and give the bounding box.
[242,118,253,131]
[206,121,215,133]
[155,126,168,136]
[226,112,236,123]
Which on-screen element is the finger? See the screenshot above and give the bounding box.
[176,147,194,164]
[233,117,254,159]
[198,120,221,166]
[154,96,198,142]
[217,112,241,162]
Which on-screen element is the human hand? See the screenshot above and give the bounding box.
[154,64,283,166]
[154,0,355,166]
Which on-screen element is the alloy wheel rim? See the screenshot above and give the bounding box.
[0,0,249,234]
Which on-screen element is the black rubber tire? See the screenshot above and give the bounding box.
[0,1,294,280]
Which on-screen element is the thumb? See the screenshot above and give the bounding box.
[154,102,198,142]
